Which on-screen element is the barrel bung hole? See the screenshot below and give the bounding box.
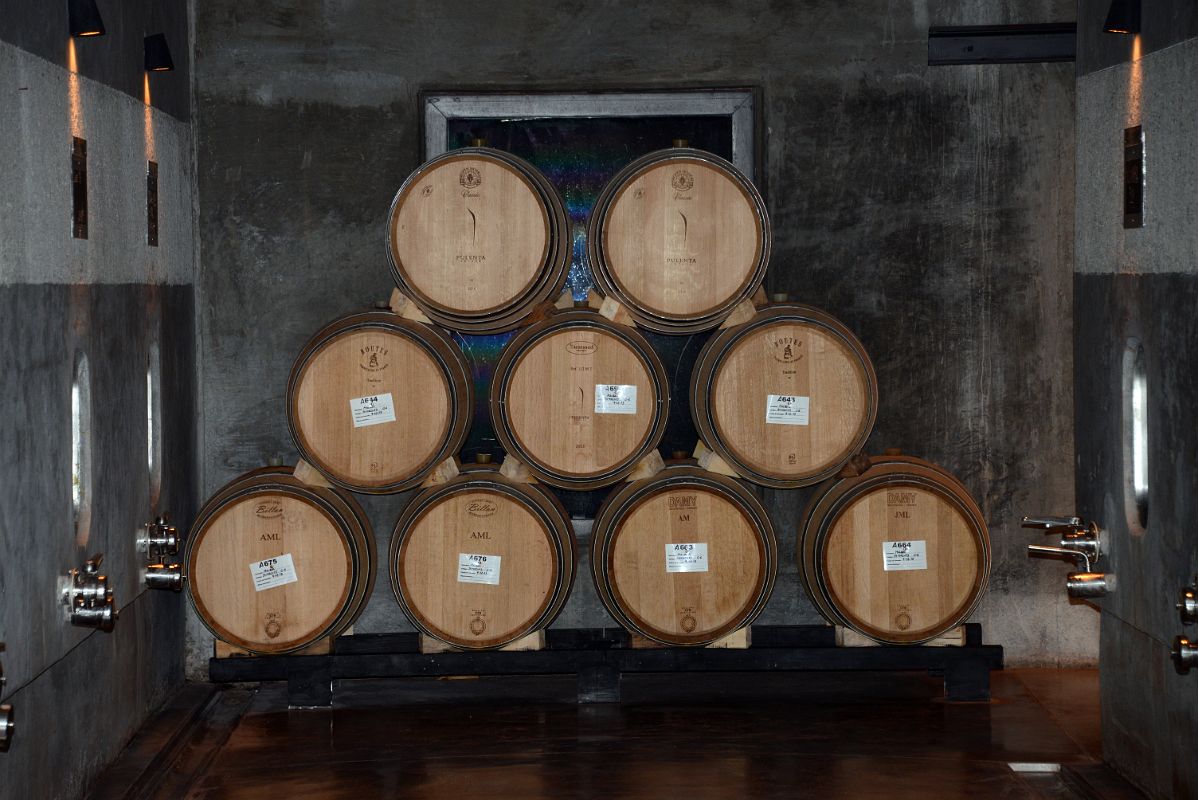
[1122,338,1149,533]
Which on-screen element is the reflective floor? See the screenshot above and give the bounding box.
[95,669,1145,799]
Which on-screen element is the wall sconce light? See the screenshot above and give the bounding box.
[68,0,105,37]
[1103,0,1140,34]
[144,33,174,72]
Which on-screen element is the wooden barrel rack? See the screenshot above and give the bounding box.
[208,624,1003,707]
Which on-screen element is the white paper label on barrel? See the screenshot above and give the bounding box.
[594,384,638,414]
[249,553,298,591]
[349,393,397,428]
[765,394,810,425]
[665,542,709,573]
[882,540,928,571]
[457,553,501,585]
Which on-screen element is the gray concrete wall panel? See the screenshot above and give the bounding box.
[0,40,194,285]
[190,0,1084,674]
[1075,271,1198,799]
[0,283,196,799]
[1076,36,1198,276]
[0,0,190,122]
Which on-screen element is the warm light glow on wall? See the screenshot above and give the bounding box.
[143,74,157,162]
[67,38,84,137]
[1127,35,1143,124]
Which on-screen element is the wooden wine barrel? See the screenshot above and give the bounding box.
[591,464,778,646]
[586,147,770,333]
[386,146,571,333]
[691,302,878,488]
[390,460,577,650]
[186,467,376,655]
[490,308,670,489]
[797,453,991,644]
[286,310,473,494]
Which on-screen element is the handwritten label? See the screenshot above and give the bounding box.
[249,553,298,591]
[766,394,810,425]
[595,384,638,414]
[350,393,396,428]
[665,542,709,573]
[882,540,928,571]
[457,553,501,585]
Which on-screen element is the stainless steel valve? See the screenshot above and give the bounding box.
[1172,635,1198,674]
[60,554,116,631]
[0,648,12,752]
[1178,577,1198,625]
[141,514,184,592]
[1023,516,1115,599]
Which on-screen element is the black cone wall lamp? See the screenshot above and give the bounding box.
[68,0,105,37]
[144,34,174,72]
[1103,0,1140,34]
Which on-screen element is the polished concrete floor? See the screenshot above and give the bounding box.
[93,669,1145,800]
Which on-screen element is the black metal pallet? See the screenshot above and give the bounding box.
[208,624,1003,707]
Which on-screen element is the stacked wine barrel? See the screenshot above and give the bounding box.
[386,147,572,333]
[591,464,777,646]
[187,139,990,654]
[390,458,576,649]
[586,147,771,333]
[187,467,375,654]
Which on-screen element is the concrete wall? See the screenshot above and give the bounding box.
[0,6,195,795]
[1074,5,1198,795]
[189,0,1086,675]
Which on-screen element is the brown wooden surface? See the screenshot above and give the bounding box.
[390,153,548,313]
[587,148,769,333]
[391,467,576,650]
[492,310,669,489]
[186,469,375,655]
[798,455,990,644]
[91,670,1125,800]
[287,312,472,493]
[386,147,571,332]
[691,303,877,488]
[592,465,776,646]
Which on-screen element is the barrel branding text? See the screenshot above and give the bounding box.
[671,169,694,192]
[359,344,389,372]
[255,501,283,519]
[467,500,498,518]
[667,495,697,511]
[459,167,482,189]
[770,336,804,363]
[566,340,597,356]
